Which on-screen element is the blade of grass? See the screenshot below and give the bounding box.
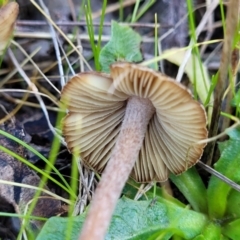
[17,110,76,239]
[0,129,74,197]
[85,1,100,70]
[170,167,208,213]
[0,144,73,196]
[65,154,79,240]
[154,13,158,70]
[97,0,107,57]
[131,0,141,22]
[204,73,218,107]
[119,0,124,21]
[0,212,47,221]
[219,0,226,36]
[186,0,198,100]
[0,179,70,204]
[134,0,156,22]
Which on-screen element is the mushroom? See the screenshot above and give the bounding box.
[61,62,208,240]
[0,2,19,55]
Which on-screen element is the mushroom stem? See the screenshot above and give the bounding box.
[79,96,155,240]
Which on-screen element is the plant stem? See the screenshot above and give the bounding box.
[79,96,155,240]
[204,0,239,165]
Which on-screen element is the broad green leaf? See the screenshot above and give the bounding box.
[170,167,208,213]
[194,222,221,240]
[222,218,240,240]
[37,197,207,240]
[161,48,213,123]
[225,189,240,218]
[99,21,142,73]
[207,128,240,218]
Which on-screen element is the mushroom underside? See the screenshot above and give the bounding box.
[62,64,207,182]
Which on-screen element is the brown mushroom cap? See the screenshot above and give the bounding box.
[0,2,19,54]
[61,63,207,182]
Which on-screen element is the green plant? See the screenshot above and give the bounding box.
[37,127,240,240]
[37,18,240,239]
[84,0,107,70]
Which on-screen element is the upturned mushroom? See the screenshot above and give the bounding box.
[61,62,208,240]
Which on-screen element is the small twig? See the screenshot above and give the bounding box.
[7,48,63,143]
[57,37,75,76]
[78,170,94,215]
[0,179,70,204]
[0,47,40,89]
[220,45,240,134]
[77,158,92,202]
[14,31,155,43]
[38,0,65,89]
[17,20,162,28]
[134,183,153,200]
[0,89,59,106]
[11,40,60,94]
[198,161,240,192]
[1,93,60,111]
[200,0,215,55]
[196,120,240,146]
[67,0,84,72]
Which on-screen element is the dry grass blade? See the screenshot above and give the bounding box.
[29,0,92,71]
[197,161,240,192]
[176,0,219,82]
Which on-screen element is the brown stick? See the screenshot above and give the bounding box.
[220,46,240,135]
[79,97,155,240]
[204,0,239,165]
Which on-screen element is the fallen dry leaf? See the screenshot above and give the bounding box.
[0,2,19,54]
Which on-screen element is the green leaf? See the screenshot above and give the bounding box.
[225,189,240,218]
[99,21,142,73]
[37,197,207,240]
[36,216,82,240]
[231,89,240,117]
[193,222,221,240]
[222,218,240,240]
[170,167,208,213]
[207,128,240,218]
[231,89,240,107]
